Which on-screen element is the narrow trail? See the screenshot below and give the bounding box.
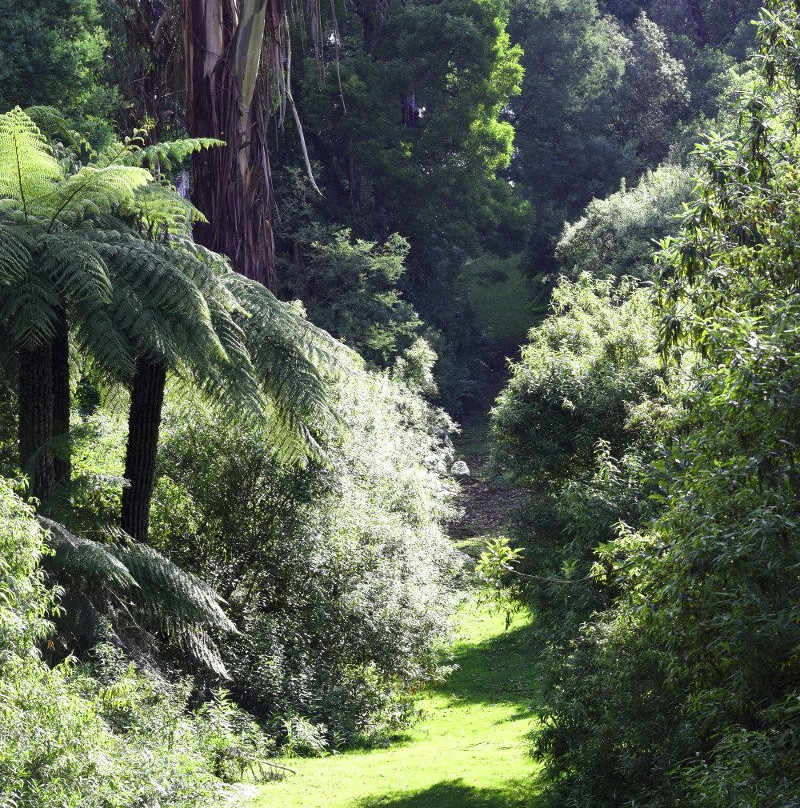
[247,336,543,808]
[450,336,533,554]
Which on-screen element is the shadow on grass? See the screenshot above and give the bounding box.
[354,778,541,808]
[433,615,541,714]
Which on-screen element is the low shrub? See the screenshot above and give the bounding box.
[0,476,240,808]
[151,356,462,745]
[491,273,660,485]
[555,164,692,282]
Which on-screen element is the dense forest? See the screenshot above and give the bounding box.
[0,0,798,806]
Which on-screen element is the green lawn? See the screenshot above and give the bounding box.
[246,604,543,808]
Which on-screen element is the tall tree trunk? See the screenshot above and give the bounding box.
[687,0,709,46]
[18,343,56,504]
[183,0,281,292]
[52,311,71,487]
[121,357,167,543]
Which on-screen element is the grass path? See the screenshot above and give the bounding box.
[247,604,543,808]
[247,320,544,808]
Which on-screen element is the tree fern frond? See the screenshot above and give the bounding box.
[0,216,138,370]
[34,165,152,225]
[93,233,212,326]
[82,232,228,375]
[226,272,350,369]
[0,265,61,348]
[181,296,264,418]
[24,106,87,154]
[38,517,140,593]
[124,138,225,173]
[107,280,181,369]
[131,184,207,236]
[70,300,137,381]
[223,273,349,463]
[0,221,35,286]
[62,592,117,647]
[110,541,237,635]
[40,516,236,675]
[139,612,229,678]
[38,230,112,305]
[0,108,61,208]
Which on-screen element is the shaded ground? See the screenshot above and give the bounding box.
[449,337,536,556]
[247,606,543,808]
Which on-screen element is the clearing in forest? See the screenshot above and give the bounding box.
[247,604,542,808]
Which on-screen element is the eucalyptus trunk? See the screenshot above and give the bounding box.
[18,343,56,504]
[183,0,283,292]
[121,358,167,543]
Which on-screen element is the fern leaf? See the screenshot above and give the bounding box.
[0,262,61,348]
[24,106,87,153]
[131,184,207,235]
[38,517,139,593]
[0,221,34,286]
[38,230,112,305]
[109,541,237,634]
[224,273,348,463]
[34,165,152,225]
[0,108,61,208]
[125,138,225,172]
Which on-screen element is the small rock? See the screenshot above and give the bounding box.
[450,460,470,476]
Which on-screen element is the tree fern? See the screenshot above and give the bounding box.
[23,106,87,154]
[124,137,225,173]
[0,108,349,494]
[0,222,34,285]
[0,108,150,227]
[226,273,354,462]
[131,183,207,236]
[0,108,345,445]
[0,257,62,349]
[39,517,236,676]
[112,541,235,633]
[35,164,152,226]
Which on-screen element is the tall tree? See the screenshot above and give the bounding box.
[0,0,113,126]
[182,0,313,290]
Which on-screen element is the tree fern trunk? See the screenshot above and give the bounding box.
[121,358,167,543]
[52,311,71,487]
[18,343,56,504]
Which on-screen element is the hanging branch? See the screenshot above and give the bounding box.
[286,8,322,195]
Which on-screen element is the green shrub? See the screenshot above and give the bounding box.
[151,357,462,745]
[492,273,660,485]
[278,227,423,368]
[491,274,672,645]
[555,164,692,282]
[529,5,800,804]
[0,476,233,807]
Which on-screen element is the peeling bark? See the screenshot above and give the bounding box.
[183,0,280,291]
